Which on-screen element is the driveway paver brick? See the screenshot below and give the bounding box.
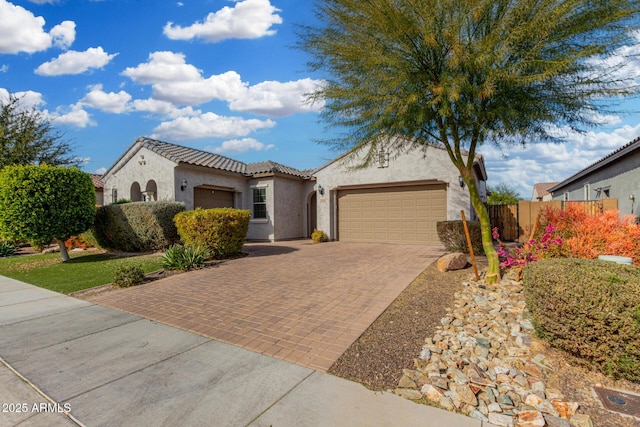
[88,241,443,371]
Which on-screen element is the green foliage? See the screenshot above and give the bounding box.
[0,165,96,257]
[112,199,132,205]
[311,229,328,243]
[487,184,520,206]
[523,258,640,381]
[79,230,101,249]
[0,94,77,169]
[299,0,640,282]
[174,208,250,257]
[436,221,484,255]
[93,201,185,252]
[29,238,51,252]
[0,241,15,257]
[162,244,211,271]
[113,264,145,288]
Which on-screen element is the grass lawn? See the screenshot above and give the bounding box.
[0,250,164,294]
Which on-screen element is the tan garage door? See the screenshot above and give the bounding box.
[338,184,446,243]
[194,187,234,209]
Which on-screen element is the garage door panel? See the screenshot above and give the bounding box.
[194,188,234,209]
[338,184,446,244]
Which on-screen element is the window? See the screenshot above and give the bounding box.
[252,187,267,219]
[112,188,118,203]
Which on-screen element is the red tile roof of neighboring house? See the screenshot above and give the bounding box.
[533,182,558,199]
[91,174,103,189]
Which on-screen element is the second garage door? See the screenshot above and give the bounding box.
[194,187,234,209]
[338,184,446,244]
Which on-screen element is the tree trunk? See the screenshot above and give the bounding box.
[461,170,500,284]
[56,238,70,262]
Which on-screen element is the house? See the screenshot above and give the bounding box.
[102,136,487,243]
[549,136,640,217]
[91,174,104,206]
[531,182,559,202]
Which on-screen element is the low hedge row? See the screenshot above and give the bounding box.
[174,208,250,257]
[93,201,185,252]
[523,258,640,381]
[436,220,484,254]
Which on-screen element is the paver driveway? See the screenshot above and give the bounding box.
[88,241,443,371]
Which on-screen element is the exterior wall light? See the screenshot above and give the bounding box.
[458,176,465,188]
[180,179,188,191]
[318,185,325,196]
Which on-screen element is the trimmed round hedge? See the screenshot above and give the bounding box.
[523,258,640,381]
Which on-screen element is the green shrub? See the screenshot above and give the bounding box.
[436,220,484,254]
[79,230,101,249]
[311,229,328,243]
[94,201,185,252]
[0,241,16,257]
[113,199,132,205]
[523,258,640,381]
[174,208,250,257]
[113,265,145,288]
[162,244,211,271]
[29,238,51,252]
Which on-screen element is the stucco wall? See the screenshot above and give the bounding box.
[246,178,275,241]
[552,150,640,217]
[312,145,481,239]
[174,165,248,210]
[103,146,177,204]
[273,175,307,240]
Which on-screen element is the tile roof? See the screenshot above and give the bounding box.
[246,161,312,178]
[91,174,103,189]
[138,137,247,174]
[532,182,558,198]
[135,137,310,178]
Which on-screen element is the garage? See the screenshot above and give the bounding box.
[194,187,234,209]
[337,184,447,244]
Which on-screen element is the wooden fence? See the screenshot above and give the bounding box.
[489,199,618,242]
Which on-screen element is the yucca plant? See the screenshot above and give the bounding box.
[162,244,211,271]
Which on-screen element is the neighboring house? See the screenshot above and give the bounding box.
[91,174,104,206]
[102,136,487,243]
[531,182,559,201]
[549,136,640,216]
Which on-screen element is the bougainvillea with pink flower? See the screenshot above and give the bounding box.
[493,224,563,270]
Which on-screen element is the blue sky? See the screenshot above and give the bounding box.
[1,0,640,200]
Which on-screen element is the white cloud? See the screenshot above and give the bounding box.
[230,78,325,117]
[28,0,58,3]
[49,20,75,49]
[80,84,131,113]
[210,138,275,153]
[151,112,275,141]
[45,103,94,128]
[0,88,45,108]
[35,47,117,76]
[0,1,75,54]
[483,123,640,199]
[122,51,324,116]
[131,98,200,118]
[0,65,8,72]
[121,51,201,84]
[163,0,282,43]
[95,167,107,175]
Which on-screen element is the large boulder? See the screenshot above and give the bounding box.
[437,252,468,272]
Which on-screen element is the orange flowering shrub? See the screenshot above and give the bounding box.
[542,204,640,266]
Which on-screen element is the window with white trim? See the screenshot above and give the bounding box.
[252,187,267,219]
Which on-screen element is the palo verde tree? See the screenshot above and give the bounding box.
[0,164,96,262]
[299,0,640,283]
[0,95,77,169]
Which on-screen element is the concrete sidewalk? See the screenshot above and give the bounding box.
[0,276,487,427]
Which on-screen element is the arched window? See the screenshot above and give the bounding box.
[143,180,157,201]
[130,182,142,202]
